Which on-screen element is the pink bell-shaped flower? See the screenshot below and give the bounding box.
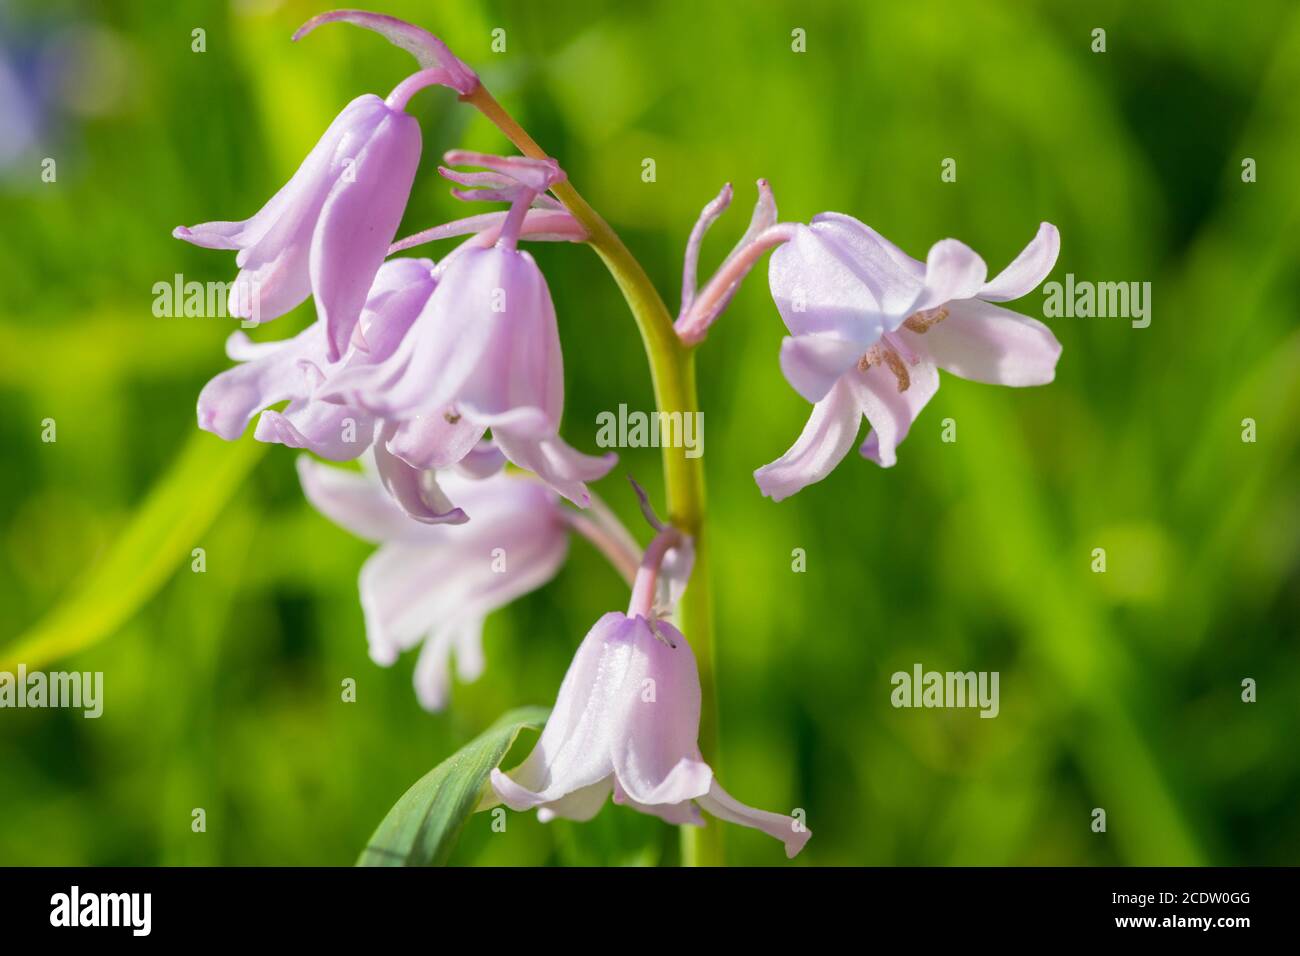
[298,459,568,710]
[490,524,811,858]
[174,90,430,360]
[323,152,616,508]
[757,218,1063,498]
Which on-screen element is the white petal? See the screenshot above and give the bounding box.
[696,779,812,859]
[912,298,1061,386]
[979,222,1059,302]
[754,376,863,501]
[848,358,940,468]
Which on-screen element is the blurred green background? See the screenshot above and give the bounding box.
[1,0,1297,866]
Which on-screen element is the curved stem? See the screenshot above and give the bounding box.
[465,85,724,866]
[385,66,456,111]
[627,527,682,619]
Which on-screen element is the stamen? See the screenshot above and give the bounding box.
[902,305,949,334]
[883,331,919,365]
[883,349,910,392]
[857,344,910,391]
[858,344,884,372]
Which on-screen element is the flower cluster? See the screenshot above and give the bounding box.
[173,9,1063,860]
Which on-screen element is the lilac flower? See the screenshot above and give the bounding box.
[322,152,616,509]
[755,217,1063,499]
[298,456,645,709]
[173,80,443,360]
[298,460,563,709]
[196,257,437,462]
[490,527,811,858]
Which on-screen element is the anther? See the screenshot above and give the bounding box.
[902,306,949,334]
[883,349,910,392]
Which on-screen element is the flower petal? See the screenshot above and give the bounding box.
[493,429,616,508]
[910,238,988,314]
[849,358,940,468]
[612,780,705,826]
[768,221,892,341]
[696,779,812,859]
[978,222,1059,302]
[357,475,567,672]
[386,411,487,470]
[535,778,614,823]
[753,376,863,501]
[196,325,324,440]
[452,248,565,438]
[318,247,509,419]
[610,618,714,806]
[410,623,457,711]
[806,212,924,315]
[311,106,423,360]
[491,612,639,808]
[373,435,468,525]
[171,97,375,254]
[255,400,374,460]
[218,96,388,323]
[410,616,488,712]
[295,455,424,543]
[910,298,1061,386]
[454,439,507,479]
[351,256,437,358]
[779,333,867,404]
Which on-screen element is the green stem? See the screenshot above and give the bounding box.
[466,87,724,865]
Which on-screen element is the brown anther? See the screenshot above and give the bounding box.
[857,344,883,372]
[883,349,911,392]
[902,306,949,334]
[444,410,461,425]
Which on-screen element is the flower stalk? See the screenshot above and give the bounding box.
[464,85,724,865]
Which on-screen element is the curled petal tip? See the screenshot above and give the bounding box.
[293,10,479,95]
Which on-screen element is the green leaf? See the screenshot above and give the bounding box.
[0,431,265,671]
[357,706,550,867]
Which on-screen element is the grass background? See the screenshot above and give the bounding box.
[0,0,1297,865]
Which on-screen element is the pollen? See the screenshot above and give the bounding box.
[858,344,911,392]
[902,305,949,334]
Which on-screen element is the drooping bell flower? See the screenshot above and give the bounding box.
[298,457,642,710]
[322,151,616,509]
[489,523,812,858]
[196,257,438,462]
[755,217,1063,499]
[300,461,532,709]
[175,10,480,359]
[173,88,428,359]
